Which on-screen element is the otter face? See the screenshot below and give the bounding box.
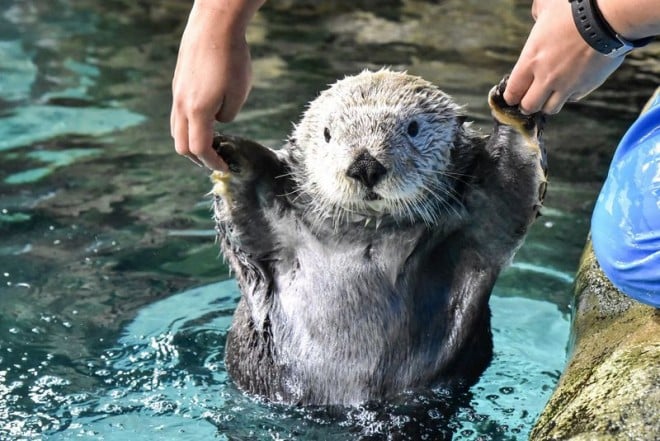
[290,69,467,226]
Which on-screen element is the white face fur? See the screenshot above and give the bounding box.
[290,69,466,226]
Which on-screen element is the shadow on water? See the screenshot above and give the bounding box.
[0,0,657,439]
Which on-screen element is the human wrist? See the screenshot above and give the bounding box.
[193,0,264,35]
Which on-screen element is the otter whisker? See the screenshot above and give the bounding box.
[280,185,306,202]
[399,194,419,225]
[424,178,464,207]
[417,167,473,180]
[419,168,478,195]
[409,179,462,225]
[274,170,297,179]
[410,193,436,226]
[424,185,463,222]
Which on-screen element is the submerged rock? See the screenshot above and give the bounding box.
[530,241,659,440]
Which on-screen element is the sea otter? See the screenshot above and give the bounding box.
[210,69,547,405]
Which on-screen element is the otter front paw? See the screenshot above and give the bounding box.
[488,76,544,139]
[488,76,548,185]
[210,134,244,200]
[212,133,247,175]
[209,133,284,200]
[484,76,549,218]
[210,133,254,199]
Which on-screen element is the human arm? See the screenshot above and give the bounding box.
[504,0,660,115]
[171,0,265,170]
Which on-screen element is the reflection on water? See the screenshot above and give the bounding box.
[0,0,657,440]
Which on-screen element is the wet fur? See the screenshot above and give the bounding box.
[211,70,546,405]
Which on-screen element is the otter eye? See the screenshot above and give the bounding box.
[324,127,331,143]
[407,120,419,137]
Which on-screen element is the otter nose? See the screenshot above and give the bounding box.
[346,151,387,188]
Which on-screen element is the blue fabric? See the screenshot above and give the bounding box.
[591,92,660,307]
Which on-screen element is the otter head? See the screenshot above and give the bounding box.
[289,69,471,227]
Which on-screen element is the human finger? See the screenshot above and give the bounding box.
[567,91,587,103]
[518,81,553,115]
[531,1,539,21]
[503,67,534,107]
[542,90,569,114]
[172,114,204,167]
[188,117,227,171]
[215,89,247,123]
[172,113,190,157]
[170,100,177,139]
[530,0,550,21]
[216,61,252,123]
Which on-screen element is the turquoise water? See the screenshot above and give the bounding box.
[2,279,568,440]
[26,281,565,441]
[1,1,657,440]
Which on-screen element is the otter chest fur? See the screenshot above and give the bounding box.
[210,69,547,405]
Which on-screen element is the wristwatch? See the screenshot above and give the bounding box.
[568,0,653,57]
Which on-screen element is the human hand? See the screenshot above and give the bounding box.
[171,0,261,170]
[504,0,625,114]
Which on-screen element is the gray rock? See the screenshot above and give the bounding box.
[530,241,660,441]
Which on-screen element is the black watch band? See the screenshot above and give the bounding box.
[569,0,653,57]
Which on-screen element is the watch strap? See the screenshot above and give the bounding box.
[569,0,652,57]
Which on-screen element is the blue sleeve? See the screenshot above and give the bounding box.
[591,91,660,308]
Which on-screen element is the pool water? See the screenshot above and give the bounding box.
[16,281,566,441]
[1,1,657,440]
